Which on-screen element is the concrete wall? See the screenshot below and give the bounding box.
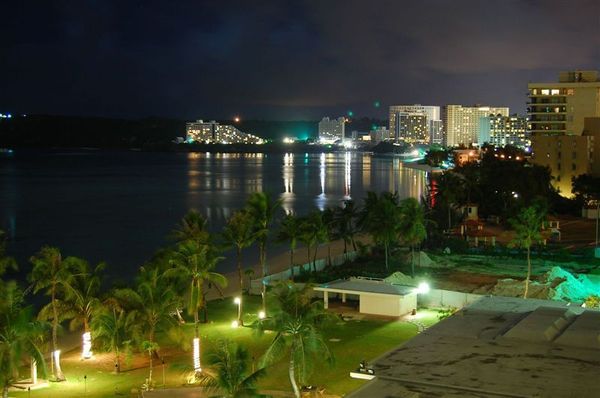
[359,293,417,317]
[249,251,357,295]
[419,289,484,309]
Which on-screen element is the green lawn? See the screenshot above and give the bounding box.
[13,296,439,397]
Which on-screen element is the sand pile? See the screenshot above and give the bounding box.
[384,271,416,286]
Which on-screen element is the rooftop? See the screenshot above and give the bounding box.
[350,296,600,398]
[314,277,415,296]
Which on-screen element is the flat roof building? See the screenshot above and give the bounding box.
[479,114,529,148]
[389,105,441,145]
[528,70,600,136]
[318,116,345,143]
[350,296,600,398]
[185,120,263,144]
[443,105,509,147]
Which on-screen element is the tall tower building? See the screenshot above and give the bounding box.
[318,117,346,142]
[442,105,509,147]
[527,70,600,136]
[479,115,529,148]
[388,104,441,144]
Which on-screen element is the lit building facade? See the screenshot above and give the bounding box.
[479,115,529,148]
[389,104,441,144]
[442,105,509,147]
[186,120,264,144]
[318,117,345,142]
[527,71,600,136]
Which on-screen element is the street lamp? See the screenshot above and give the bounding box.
[258,310,266,320]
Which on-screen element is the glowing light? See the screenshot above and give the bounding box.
[414,282,430,294]
[234,116,240,123]
[231,320,239,328]
[373,101,380,108]
[283,137,295,144]
[193,338,201,372]
[234,297,241,305]
[347,110,354,117]
[258,311,266,319]
[82,332,92,359]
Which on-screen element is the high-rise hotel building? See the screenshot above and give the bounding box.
[185,120,264,144]
[479,115,529,149]
[528,70,600,136]
[318,117,346,142]
[528,71,600,196]
[388,105,442,144]
[442,105,509,147]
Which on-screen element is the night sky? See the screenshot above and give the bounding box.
[1,0,599,120]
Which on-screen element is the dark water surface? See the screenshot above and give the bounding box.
[0,150,427,280]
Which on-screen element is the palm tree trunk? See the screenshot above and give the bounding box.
[148,353,153,385]
[51,288,66,381]
[524,246,531,299]
[384,241,389,270]
[3,386,8,398]
[289,354,300,398]
[448,206,451,231]
[313,245,318,272]
[290,246,295,280]
[237,246,244,293]
[327,243,332,266]
[260,242,267,312]
[115,347,121,374]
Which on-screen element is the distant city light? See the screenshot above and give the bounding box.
[347,110,354,117]
[283,137,295,144]
[233,116,240,123]
[373,101,380,108]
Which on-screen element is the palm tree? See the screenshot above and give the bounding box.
[166,240,227,370]
[222,210,255,296]
[321,208,336,266]
[172,210,210,244]
[113,266,180,366]
[28,246,81,381]
[510,205,546,298]
[434,172,465,231]
[245,192,281,313]
[299,211,327,272]
[359,192,402,269]
[91,299,132,374]
[141,340,160,389]
[334,200,359,255]
[0,282,46,398]
[64,261,104,359]
[398,198,427,277]
[0,230,16,274]
[199,339,266,398]
[256,282,334,398]
[276,214,302,278]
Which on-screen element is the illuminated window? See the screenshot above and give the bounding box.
[541,89,550,95]
[551,89,560,95]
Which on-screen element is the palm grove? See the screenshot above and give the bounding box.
[0,189,433,397]
[0,169,555,397]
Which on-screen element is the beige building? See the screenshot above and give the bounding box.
[442,105,509,147]
[528,70,600,136]
[389,104,441,144]
[185,120,263,144]
[479,114,529,148]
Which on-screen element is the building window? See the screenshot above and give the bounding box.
[572,164,576,171]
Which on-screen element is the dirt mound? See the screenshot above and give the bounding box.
[384,271,416,286]
[490,278,550,299]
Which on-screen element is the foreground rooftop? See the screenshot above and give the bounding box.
[350,296,600,398]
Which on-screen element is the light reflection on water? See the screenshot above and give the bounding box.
[0,151,427,278]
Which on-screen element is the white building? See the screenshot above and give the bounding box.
[442,105,509,147]
[389,104,442,144]
[185,120,263,144]
[479,115,529,148]
[318,117,346,143]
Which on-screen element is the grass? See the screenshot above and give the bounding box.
[12,296,440,397]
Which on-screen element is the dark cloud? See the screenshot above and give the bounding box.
[1,0,598,120]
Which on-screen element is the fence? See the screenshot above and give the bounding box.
[249,251,357,295]
[419,289,484,309]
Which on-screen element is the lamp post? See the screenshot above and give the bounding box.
[84,375,87,397]
[162,358,165,388]
[234,297,242,325]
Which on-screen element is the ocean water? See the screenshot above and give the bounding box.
[0,150,428,280]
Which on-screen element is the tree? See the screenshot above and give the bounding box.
[277,214,302,279]
[359,192,402,269]
[222,210,255,295]
[245,192,281,313]
[29,246,81,381]
[510,205,547,298]
[172,210,210,245]
[334,200,360,255]
[433,172,465,230]
[256,282,334,398]
[113,266,180,366]
[299,211,327,272]
[63,261,104,359]
[91,299,133,374]
[0,230,16,275]
[0,282,46,398]
[166,240,226,371]
[199,340,266,398]
[141,340,160,389]
[398,198,427,277]
[572,174,600,247]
